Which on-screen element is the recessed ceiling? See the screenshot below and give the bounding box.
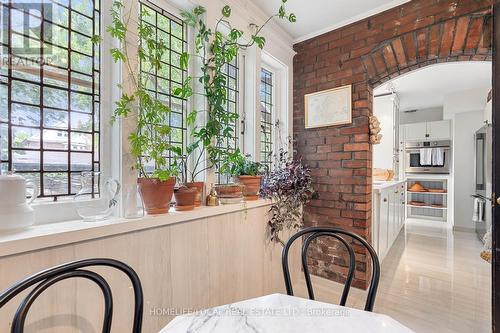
[374,62,492,112]
[253,0,410,43]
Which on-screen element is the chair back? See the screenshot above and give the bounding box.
[0,258,143,333]
[282,227,380,311]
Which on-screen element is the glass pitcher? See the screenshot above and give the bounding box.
[74,171,120,222]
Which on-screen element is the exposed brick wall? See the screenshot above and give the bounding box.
[293,0,493,289]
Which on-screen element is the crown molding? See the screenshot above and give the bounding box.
[293,0,411,44]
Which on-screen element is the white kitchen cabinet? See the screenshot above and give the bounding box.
[388,190,396,244]
[372,181,406,262]
[404,122,427,141]
[427,120,451,140]
[399,183,405,229]
[403,120,451,141]
[378,190,390,260]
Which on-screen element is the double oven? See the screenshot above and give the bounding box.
[404,140,451,174]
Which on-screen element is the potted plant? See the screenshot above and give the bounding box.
[175,2,295,192]
[260,148,314,245]
[173,186,197,211]
[171,144,210,209]
[214,183,245,204]
[101,1,178,214]
[224,152,266,201]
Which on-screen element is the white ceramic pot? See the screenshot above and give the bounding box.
[0,174,38,231]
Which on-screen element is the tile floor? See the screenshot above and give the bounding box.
[294,219,492,332]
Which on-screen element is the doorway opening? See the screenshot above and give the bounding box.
[371,61,492,332]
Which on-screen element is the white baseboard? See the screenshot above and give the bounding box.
[452,226,476,233]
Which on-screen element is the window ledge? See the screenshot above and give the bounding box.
[0,199,272,258]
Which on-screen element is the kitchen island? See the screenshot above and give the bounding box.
[372,180,406,261]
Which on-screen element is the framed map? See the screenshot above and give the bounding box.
[304,85,352,129]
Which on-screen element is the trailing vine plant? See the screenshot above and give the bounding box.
[174,2,296,179]
[99,1,180,181]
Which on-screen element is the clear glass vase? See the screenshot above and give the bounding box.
[74,171,120,222]
[123,183,145,219]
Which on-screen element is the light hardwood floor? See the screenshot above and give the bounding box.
[293,219,492,333]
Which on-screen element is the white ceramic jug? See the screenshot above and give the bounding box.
[0,173,38,231]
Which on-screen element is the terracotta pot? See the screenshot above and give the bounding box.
[137,177,175,215]
[237,175,262,201]
[185,181,204,207]
[214,184,244,198]
[174,186,196,211]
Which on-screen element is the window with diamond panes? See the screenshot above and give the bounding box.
[215,56,239,185]
[0,0,100,199]
[260,68,273,168]
[139,1,187,173]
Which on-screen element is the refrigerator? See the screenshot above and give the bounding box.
[473,124,492,241]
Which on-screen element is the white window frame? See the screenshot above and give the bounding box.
[259,64,276,167]
[258,51,289,168]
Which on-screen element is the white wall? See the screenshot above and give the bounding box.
[373,95,394,170]
[484,100,492,124]
[400,107,443,124]
[443,88,490,116]
[452,111,484,230]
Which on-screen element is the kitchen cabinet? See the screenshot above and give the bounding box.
[403,120,451,141]
[404,122,427,141]
[372,181,406,262]
[378,191,390,260]
[427,120,451,140]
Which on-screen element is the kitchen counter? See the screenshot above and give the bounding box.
[373,180,406,192]
[404,174,451,180]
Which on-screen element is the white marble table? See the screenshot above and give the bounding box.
[159,293,414,333]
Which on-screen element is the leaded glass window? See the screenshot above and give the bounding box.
[0,0,100,199]
[260,68,273,168]
[139,1,187,172]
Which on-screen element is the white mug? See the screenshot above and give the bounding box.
[0,174,38,231]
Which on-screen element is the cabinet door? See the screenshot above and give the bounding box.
[379,191,390,260]
[372,193,379,254]
[400,184,406,228]
[404,122,427,141]
[427,120,451,140]
[388,190,397,244]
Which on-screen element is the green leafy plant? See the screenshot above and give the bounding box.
[174,2,295,180]
[223,151,266,177]
[101,1,178,181]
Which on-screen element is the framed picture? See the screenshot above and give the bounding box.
[304,85,352,129]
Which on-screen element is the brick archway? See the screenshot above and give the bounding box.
[292,0,494,289]
[363,10,492,87]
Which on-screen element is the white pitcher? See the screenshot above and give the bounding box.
[0,173,38,231]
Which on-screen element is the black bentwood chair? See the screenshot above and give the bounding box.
[282,227,380,312]
[0,258,143,333]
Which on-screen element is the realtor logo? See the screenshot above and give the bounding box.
[1,1,52,55]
